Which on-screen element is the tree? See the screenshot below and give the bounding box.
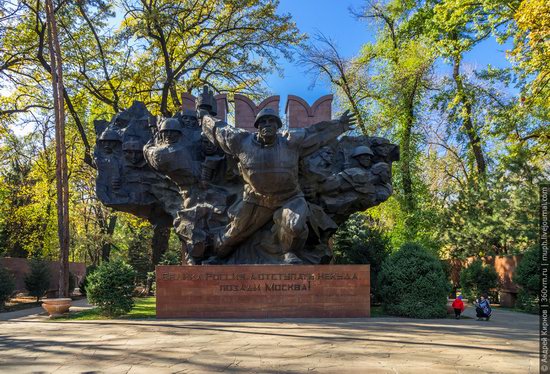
[332,213,391,302]
[0,265,15,309]
[459,260,499,301]
[378,242,450,318]
[86,259,136,316]
[45,0,70,298]
[24,259,51,301]
[121,0,304,116]
[299,33,374,134]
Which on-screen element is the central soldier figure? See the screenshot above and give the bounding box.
[201,106,356,263]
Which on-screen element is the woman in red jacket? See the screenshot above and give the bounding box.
[452,295,465,319]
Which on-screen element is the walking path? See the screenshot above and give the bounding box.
[0,301,538,373]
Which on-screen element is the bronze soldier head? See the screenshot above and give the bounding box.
[159,118,183,145]
[122,139,145,165]
[180,109,199,129]
[254,108,282,146]
[98,128,122,154]
[351,145,374,168]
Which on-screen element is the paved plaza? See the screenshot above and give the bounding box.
[0,301,539,373]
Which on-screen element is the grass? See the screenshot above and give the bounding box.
[55,297,156,320]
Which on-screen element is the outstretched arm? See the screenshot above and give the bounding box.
[201,114,248,156]
[300,110,357,156]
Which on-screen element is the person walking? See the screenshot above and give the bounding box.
[451,295,465,319]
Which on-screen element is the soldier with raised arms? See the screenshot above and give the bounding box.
[201,102,356,263]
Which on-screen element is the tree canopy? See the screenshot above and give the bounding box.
[0,0,547,266]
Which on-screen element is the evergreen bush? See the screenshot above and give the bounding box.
[24,259,51,301]
[378,242,450,318]
[79,265,97,296]
[459,259,499,301]
[0,265,15,309]
[86,260,136,316]
[332,214,391,302]
[513,246,539,313]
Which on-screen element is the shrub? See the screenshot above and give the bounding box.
[332,214,391,303]
[513,246,539,313]
[0,266,15,309]
[378,243,450,318]
[86,260,136,316]
[79,265,97,296]
[459,259,499,301]
[24,259,51,301]
[514,246,539,295]
[516,289,538,314]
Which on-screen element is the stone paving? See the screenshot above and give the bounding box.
[0,302,538,373]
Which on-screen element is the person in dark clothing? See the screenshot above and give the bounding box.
[474,294,492,321]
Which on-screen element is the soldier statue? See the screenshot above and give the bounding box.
[201,107,357,263]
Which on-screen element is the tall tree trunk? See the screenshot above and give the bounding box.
[46,0,70,298]
[101,214,117,262]
[151,226,170,266]
[401,108,414,214]
[452,56,486,182]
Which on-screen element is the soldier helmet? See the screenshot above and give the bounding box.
[180,109,198,118]
[122,140,143,151]
[351,145,374,158]
[159,118,183,133]
[98,128,122,142]
[254,108,282,129]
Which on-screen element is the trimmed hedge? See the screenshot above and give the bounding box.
[86,260,136,316]
[378,243,450,318]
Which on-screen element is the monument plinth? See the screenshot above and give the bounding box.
[156,265,370,318]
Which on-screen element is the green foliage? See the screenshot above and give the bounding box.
[515,289,538,314]
[513,246,540,313]
[78,265,97,296]
[159,247,182,265]
[127,225,153,285]
[459,260,499,301]
[378,243,450,318]
[332,214,391,302]
[86,260,136,316]
[0,0,547,276]
[0,265,15,309]
[513,246,540,295]
[24,259,51,301]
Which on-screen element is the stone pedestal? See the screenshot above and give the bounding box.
[156,265,370,318]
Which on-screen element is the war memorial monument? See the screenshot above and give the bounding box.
[94,86,399,318]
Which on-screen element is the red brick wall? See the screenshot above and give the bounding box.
[446,255,524,306]
[234,95,280,132]
[0,257,86,294]
[156,264,370,318]
[178,93,333,131]
[285,94,333,128]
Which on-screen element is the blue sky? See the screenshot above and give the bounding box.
[266,0,515,110]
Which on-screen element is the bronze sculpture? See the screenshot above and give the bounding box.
[94,87,399,265]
